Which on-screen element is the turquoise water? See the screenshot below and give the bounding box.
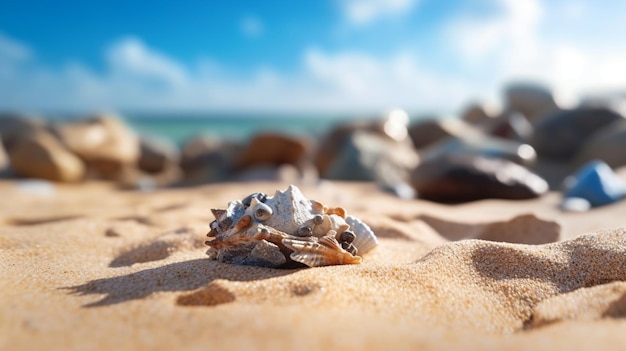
[50,112,432,144]
[124,113,371,144]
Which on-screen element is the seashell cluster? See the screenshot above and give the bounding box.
[205,185,378,268]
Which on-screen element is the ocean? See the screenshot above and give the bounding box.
[122,112,437,144]
[48,111,433,144]
[124,113,348,144]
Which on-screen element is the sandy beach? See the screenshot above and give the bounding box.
[2,179,626,350]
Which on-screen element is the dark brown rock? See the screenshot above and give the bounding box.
[138,136,180,174]
[460,103,496,125]
[53,113,140,179]
[8,131,85,182]
[235,133,311,171]
[410,154,548,202]
[408,118,481,149]
[532,107,624,160]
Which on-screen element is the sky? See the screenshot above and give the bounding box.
[1,0,626,115]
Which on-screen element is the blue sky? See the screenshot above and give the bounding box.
[1,0,625,114]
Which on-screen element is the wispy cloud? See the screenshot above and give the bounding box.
[0,32,32,62]
[106,37,188,87]
[240,14,264,37]
[339,0,418,26]
[443,0,626,105]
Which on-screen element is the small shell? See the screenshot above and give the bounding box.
[345,215,378,255]
[282,234,362,267]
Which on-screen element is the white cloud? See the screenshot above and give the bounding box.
[0,32,32,62]
[106,37,188,87]
[240,15,264,37]
[340,0,417,26]
[443,0,626,106]
[0,35,472,113]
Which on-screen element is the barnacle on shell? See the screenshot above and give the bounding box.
[205,185,378,268]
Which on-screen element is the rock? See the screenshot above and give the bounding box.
[562,160,626,207]
[410,154,548,202]
[532,107,624,160]
[52,113,140,179]
[314,121,371,175]
[324,131,419,194]
[8,131,85,182]
[485,111,533,142]
[0,136,8,174]
[180,136,243,184]
[138,135,180,174]
[421,135,537,166]
[574,119,626,169]
[235,133,311,171]
[315,110,417,183]
[0,112,47,151]
[505,83,559,122]
[460,103,496,125]
[408,118,482,149]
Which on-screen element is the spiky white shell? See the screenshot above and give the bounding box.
[261,185,323,234]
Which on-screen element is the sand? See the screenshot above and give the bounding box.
[2,180,626,350]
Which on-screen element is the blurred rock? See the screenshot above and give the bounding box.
[573,119,626,169]
[411,154,548,202]
[580,95,626,116]
[461,103,495,125]
[421,136,537,166]
[235,133,311,171]
[315,111,412,175]
[532,107,624,160]
[53,113,140,179]
[485,111,533,142]
[408,118,482,149]
[324,131,418,192]
[8,131,85,182]
[0,112,47,151]
[180,136,242,184]
[505,83,559,122]
[314,121,371,175]
[562,160,626,208]
[138,135,180,174]
[314,113,416,195]
[0,136,8,174]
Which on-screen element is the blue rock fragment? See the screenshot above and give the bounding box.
[563,160,626,207]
